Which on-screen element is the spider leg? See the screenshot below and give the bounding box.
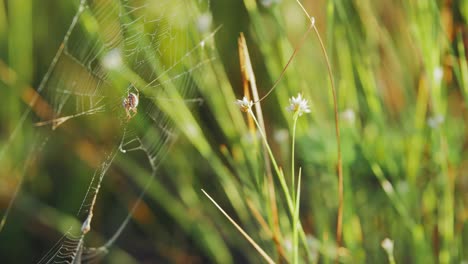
[130,85,139,98]
[125,109,131,120]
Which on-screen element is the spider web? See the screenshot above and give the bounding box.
[0,0,215,262]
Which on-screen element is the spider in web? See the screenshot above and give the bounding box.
[122,88,139,120]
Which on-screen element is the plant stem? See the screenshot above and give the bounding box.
[292,113,298,201]
[256,23,314,103]
[291,113,299,263]
[312,22,343,256]
[249,109,294,212]
[249,108,312,262]
[293,169,302,264]
[294,1,344,254]
[202,190,276,264]
[238,34,283,260]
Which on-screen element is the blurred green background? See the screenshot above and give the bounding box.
[1,0,468,263]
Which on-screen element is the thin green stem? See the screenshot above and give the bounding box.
[293,168,302,264]
[293,1,344,252]
[248,109,294,212]
[249,108,312,262]
[291,113,299,263]
[291,113,299,201]
[312,23,343,253]
[255,23,314,103]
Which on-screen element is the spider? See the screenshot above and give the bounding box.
[122,89,139,120]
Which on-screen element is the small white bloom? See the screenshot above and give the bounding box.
[184,123,198,137]
[381,238,394,253]
[243,130,261,144]
[286,93,311,116]
[102,49,123,70]
[310,16,315,27]
[382,180,394,194]
[283,238,292,252]
[427,114,444,129]
[236,96,253,112]
[341,108,356,124]
[274,129,289,143]
[196,13,212,34]
[260,0,281,8]
[433,66,444,84]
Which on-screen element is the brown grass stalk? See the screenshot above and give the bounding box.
[238,33,283,262]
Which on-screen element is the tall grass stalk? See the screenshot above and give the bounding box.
[293,168,302,264]
[246,103,311,262]
[295,0,344,254]
[248,108,293,215]
[313,21,343,258]
[238,33,282,260]
[291,110,301,264]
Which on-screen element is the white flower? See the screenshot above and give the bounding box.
[286,93,311,116]
[236,96,253,112]
[196,13,212,34]
[433,66,444,84]
[274,129,289,143]
[310,17,316,27]
[427,114,444,129]
[102,49,123,70]
[283,238,292,252]
[341,108,356,124]
[260,0,281,8]
[381,238,394,253]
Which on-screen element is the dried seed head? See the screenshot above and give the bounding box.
[236,96,253,112]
